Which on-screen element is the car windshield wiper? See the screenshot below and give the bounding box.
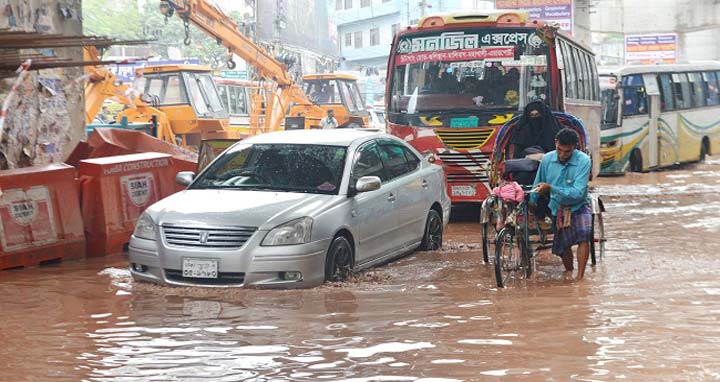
[223,186,278,191]
[191,183,224,190]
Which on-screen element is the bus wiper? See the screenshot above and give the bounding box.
[414,107,509,114]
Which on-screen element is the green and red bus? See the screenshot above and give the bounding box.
[386,10,601,204]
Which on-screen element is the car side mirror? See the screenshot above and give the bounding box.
[355,176,382,193]
[176,171,195,186]
[422,150,436,164]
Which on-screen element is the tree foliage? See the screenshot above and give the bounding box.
[83,0,244,68]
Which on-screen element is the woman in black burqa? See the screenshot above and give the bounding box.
[511,100,561,158]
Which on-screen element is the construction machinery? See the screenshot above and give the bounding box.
[84,46,237,147]
[159,0,369,134]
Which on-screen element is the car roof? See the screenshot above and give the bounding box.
[240,129,384,147]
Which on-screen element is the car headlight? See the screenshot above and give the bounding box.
[133,212,157,241]
[261,217,313,246]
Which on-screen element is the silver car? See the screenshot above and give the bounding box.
[129,129,450,288]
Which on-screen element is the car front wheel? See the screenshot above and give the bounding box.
[420,209,443,251]
[324,236,353,282]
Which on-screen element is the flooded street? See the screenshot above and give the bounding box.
[2,160,720,382]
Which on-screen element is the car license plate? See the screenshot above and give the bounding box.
[182,258,218,278]
[451,184,476,197]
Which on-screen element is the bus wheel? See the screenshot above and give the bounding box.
[629,149,643,172]
[347,122,362,129]
[700,138,709,162]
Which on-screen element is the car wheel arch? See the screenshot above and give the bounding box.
[324,229,356,282]
[430,201,443,216]
[333,228,356,266]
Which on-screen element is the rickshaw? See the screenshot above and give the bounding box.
[480,112,606,288]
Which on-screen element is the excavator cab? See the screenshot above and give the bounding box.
[129,65,233,146]
[295,74,369,129]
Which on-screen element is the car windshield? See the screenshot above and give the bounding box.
[191,143,348,194]
[389,28,549,113]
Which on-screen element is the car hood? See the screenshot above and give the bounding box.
[147,189,342,230]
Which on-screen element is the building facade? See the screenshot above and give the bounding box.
[335,0,495,72]
[590,0,720,65]
[218,0,339,79]
[0,0,84,169]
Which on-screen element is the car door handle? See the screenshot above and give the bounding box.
[387,193,396,202]
[421,179,429,189]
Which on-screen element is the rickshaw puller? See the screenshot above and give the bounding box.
[530,128,592,280]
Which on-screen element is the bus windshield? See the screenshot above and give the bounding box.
[601,88,619,127]
[599,75,619,128]
[389,28,550,114]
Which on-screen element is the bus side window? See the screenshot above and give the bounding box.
[657,74,675,111]
[590,57,600,101]
[571,48,586,99]
[621,75,647,116]
[231,86,247,115]
[703,71,720,106]
[560,41,577,99]
[217,84,229,111]
[672,73,692,109]
[688,72,706,108]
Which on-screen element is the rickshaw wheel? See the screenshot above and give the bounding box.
[494,227,522,288]
[590,213,606,265]
[482,222,490,263]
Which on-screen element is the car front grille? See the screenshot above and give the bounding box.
[438,151,491,183]
[165,269,245,285]
[162,225,256,249]
[435,128,495,150]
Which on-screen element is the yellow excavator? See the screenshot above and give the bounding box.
[84,46,237,147]
[159,0,369,134]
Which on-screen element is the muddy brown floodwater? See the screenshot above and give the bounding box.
[2,159,720,382]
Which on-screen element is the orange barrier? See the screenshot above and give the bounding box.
[0,164,85,270]
[79,152,179,257]
[83,128,197,192]
[86,127,197,165]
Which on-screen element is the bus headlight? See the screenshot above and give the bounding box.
[600,139,618,149]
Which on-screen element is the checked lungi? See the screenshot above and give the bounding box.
[552,203,593,255]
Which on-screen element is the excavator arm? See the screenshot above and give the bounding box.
[160,0,326,132]
[83,46,178,144]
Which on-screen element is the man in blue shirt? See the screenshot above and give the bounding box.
[531,128,592,280]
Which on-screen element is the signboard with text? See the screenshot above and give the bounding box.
[220,70,249,80]
[108,58,201,83]
[624,34,677,64]
[495,0,573,35]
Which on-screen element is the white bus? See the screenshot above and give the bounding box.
[599,63,720,174]
[215,78,252,128]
